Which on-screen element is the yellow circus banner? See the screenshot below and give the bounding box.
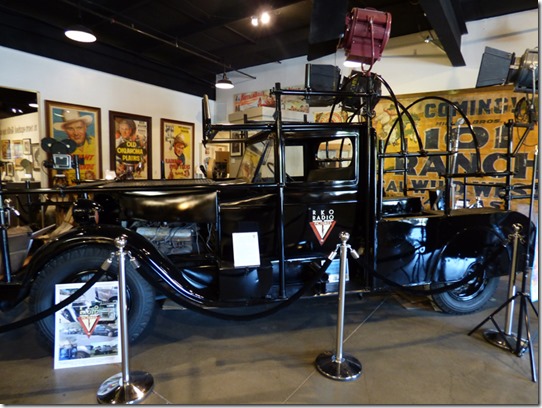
[374,85,538,212]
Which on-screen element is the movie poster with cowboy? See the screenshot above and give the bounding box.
[161,119,194,179]
[45,101,101,187]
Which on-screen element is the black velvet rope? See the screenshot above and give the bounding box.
[0,244,497,331]
[349,254,485,296]
[0,266,107,334]
[163,257,335,321]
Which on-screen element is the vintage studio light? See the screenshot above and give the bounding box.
[340,7,392,71]
[476,46,538,93]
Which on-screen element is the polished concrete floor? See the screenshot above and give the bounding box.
[0,276,539,405]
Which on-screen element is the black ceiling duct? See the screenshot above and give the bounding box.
[307,0,348,61]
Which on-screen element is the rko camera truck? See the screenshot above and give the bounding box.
[0,72,536,345]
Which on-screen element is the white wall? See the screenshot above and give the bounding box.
[0,9,537,180]
[0,46,210,182]
[215,9,538,121]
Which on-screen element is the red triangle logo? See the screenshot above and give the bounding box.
[77,315,101,338]
[310,220,336,245]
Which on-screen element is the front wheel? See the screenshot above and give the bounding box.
[29,246,156,346]
[429,264,499,314]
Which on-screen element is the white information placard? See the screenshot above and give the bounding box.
[232,231,261,267]
[54,281,121,369]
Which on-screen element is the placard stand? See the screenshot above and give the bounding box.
[315,232,362,381]
[97,235,154,404]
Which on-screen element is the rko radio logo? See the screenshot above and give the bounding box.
[309,208,336,245]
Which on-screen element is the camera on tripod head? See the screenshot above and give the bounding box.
[40,137,78,171]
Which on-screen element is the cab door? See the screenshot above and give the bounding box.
[282,134,361,258]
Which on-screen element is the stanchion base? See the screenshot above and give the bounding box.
[483,330,529,356]
[97,370,154,404]
[315,351,362,381]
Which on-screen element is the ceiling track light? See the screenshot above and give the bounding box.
[215,72,234,89]
[250,11,271,27]
[260,11,270,24]
[65,24,97,43]
[61,0,256,80]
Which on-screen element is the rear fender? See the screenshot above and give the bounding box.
[431,225,509,283]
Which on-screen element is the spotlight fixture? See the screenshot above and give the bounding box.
[339,7,392,72]
[215,73,234,89]
[65,24,96,43]
[251,16,259,26]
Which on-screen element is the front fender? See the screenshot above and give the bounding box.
[24,225,211,310]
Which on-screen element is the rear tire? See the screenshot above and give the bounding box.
[430,264,499,314]
[29,246,156,346]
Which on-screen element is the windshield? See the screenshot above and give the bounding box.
[236,139,274,183]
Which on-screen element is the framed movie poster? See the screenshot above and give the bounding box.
[45,100,102,186]
[1,140,11,160]
[160,119,194,179]
[110,111,152,180]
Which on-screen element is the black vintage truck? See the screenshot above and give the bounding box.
[0,71,536,345]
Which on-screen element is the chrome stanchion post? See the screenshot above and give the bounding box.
[97,235,154,404]
[483,224,528,353]
[315,232,362,381]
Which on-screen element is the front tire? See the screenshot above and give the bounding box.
[29,246,156,346]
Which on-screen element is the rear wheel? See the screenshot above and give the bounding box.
[29,246,156,346]
[430,262,499,314]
